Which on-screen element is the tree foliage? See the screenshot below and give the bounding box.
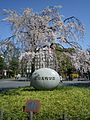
[3,6,84,51]
[55,46,75,76]
[9,58,19,77]
[0,55,4,70]
[0,6,88,73]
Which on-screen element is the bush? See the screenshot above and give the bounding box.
[0,87,90,120]
[71,73,79,79]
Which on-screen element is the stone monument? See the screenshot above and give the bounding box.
[31,68,60,90]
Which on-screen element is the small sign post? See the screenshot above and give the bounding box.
[29,111,33,120]
[24,100,41,120]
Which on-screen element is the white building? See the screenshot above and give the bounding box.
[19,43,58,75]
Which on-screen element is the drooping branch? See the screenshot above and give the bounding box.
[0,6,86,72]
[64,16,84,38]
[2,7,85,51]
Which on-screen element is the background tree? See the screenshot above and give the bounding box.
[0,55,5,78]
[8,58,19,77]
[55,45,75,78]
[0,38,20,78]
[0,55,4,70]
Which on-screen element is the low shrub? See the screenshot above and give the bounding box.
[0,87,90,120]
[71,73,79,79]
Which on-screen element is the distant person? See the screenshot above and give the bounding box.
[16,74,21,79]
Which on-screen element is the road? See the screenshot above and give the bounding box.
[0,79,30,91]
[59,80,90,87]
[0,79,90,91]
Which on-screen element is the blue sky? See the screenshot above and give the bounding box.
[0,0,90,49]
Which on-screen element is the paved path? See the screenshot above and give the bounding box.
[59,80,90,87]
[0,79,90,91]
[0,79,30,91]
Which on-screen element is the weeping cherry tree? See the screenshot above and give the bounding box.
[1,6,85,74]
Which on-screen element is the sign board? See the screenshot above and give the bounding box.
[24,100,41,113]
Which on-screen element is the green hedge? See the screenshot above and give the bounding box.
[71,73,79,79]
[0,87,90,120]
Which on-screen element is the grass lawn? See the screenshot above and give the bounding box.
[0,86,90,120]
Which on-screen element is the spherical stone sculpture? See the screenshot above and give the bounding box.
[31,68,60,90]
